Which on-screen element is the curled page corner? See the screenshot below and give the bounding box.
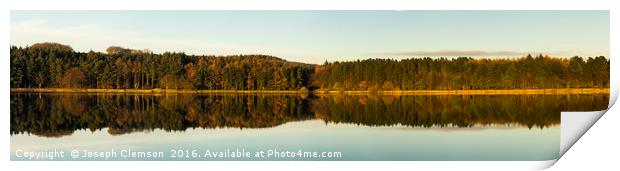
[527,110,606,169]
[559,110,608,159]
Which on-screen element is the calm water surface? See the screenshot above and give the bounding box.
[10,93,609,160]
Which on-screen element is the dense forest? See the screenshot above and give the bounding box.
[10,43,311,90]
[314,55,610,90]
[13,93,609,137]
[10,42,610,91]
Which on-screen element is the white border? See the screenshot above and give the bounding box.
[2,0,618,171]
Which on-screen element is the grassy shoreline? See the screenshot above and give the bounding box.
[10,88,610,95]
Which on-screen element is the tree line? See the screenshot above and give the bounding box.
[10,42,610,91]
[313,55,609,90]
[10,43,311,90]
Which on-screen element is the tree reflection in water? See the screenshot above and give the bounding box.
[10,93,608,137]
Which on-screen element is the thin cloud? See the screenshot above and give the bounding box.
[383,50,534,57]
[13,18,48,27]
[10,19,322,61]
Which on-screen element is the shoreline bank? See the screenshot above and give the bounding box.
[10,88,610,95]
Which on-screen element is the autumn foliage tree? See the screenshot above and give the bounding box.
[10,43,610,91]
[61,67,86,88]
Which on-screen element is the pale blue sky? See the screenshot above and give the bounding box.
[11,11,609,64]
